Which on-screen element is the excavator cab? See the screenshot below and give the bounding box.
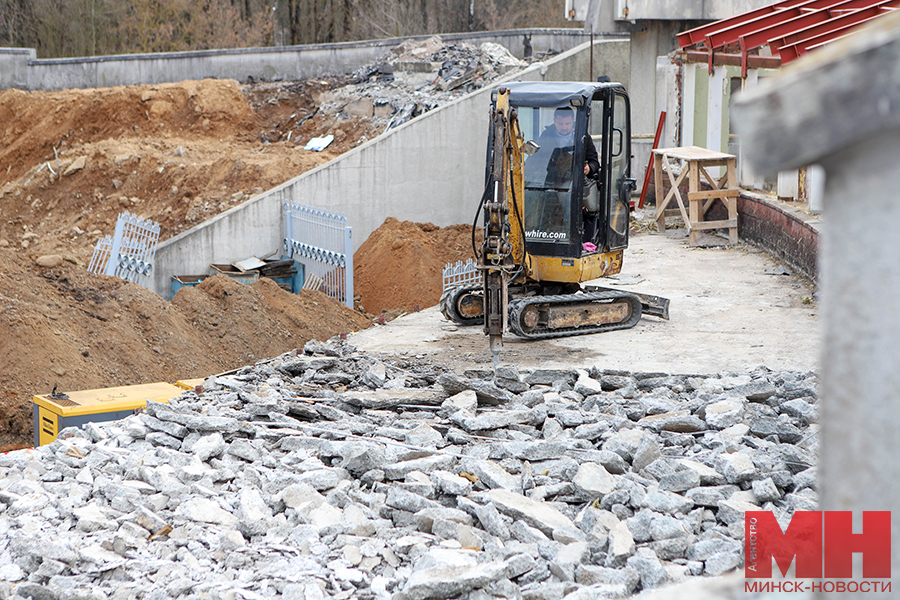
[491,81,635,282]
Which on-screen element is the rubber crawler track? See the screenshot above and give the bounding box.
[440,285,483,326]
[508,290,643,339]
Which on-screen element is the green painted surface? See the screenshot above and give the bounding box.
[693,64,708,148]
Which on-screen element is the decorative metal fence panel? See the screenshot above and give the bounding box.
[283,202,353,308]
[88,212,160,288]
[442,258,482,291]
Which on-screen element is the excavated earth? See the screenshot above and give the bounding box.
[0,77,371,262]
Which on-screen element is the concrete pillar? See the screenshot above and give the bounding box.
[0,47,35,89]
[682,63,696,148]
[732,11,900,597]
[806,164,825,213]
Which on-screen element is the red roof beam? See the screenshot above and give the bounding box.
[737,7,832,52]
[771,1,900,51]
[677,0,810,47]
[681,50,782,70]
[778,8,896,60]
[737,0,887,53]
[702,0,859,51]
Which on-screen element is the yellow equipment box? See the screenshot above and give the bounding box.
[33,382,183,447]
[174,378,206,391]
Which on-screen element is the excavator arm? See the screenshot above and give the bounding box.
[480,88,528,365]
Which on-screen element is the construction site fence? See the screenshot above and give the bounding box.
[88,211,160,288]
[443,258,482,291]
[283,202,354,308]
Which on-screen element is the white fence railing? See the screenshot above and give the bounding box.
[88,212,160,288]
[283,202,353,308]
[442,258,482,291]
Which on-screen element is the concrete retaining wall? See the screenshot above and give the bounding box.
[1,29,624,91]
[151,39,631,298]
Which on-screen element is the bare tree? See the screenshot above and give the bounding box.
[2,0,572,59]
[0,0,38,48]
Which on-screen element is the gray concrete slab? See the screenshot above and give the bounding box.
[349,216,820,375]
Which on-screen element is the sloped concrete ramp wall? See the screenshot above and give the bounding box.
[150,39,630,298]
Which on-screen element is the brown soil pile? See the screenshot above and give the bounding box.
[0,78,376,262]
[0,249,369,450]
[354,217,483,315]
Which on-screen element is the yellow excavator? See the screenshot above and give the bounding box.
[440,82,669,364]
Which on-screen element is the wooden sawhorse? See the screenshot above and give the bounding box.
[652,146,738,246]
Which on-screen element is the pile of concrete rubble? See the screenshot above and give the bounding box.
[0,339,819,600]
[320,36,527,130]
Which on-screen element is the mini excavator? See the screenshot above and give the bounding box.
[440,82,669,364]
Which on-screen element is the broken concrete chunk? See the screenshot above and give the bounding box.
[716,452,758,484]
[631,435,661,472]
[382,454,455,481]
[140,414,189,439]
[639,411,707,433]
[63,156,86,176]
[602,428,646,463]
[749,416,803,443]
[572,462,616,499]
[734,381,777,401]
[704,398,746,429]
[488,488,576,538]
[191,432,225,462]
[177,497,237,526]
[438,373,514,405]
[430,470,472,496]
[452,408,536,432]
[466,459,519,491]
[605,520,637,567]
[439,390,478,416]
[341,388,443,408]
[640,490,694,515]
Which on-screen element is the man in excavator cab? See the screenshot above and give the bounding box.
[523,105,602,251]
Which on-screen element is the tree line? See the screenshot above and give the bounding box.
[0,0,571,59]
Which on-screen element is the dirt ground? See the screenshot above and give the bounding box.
[0,77,377,262]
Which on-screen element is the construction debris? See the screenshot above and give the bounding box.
[305,135,335,151]
[0,337,819,599]
[326,36,528,130]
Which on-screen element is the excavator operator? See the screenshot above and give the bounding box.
[524,107,600,246]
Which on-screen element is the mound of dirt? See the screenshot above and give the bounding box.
[0,250,370,450]
[0,78,376,263]
[354,217,483,315]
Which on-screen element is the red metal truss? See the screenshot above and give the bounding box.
[776,3,898,59]
[678,0,898,76]
[676,0,811,47]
